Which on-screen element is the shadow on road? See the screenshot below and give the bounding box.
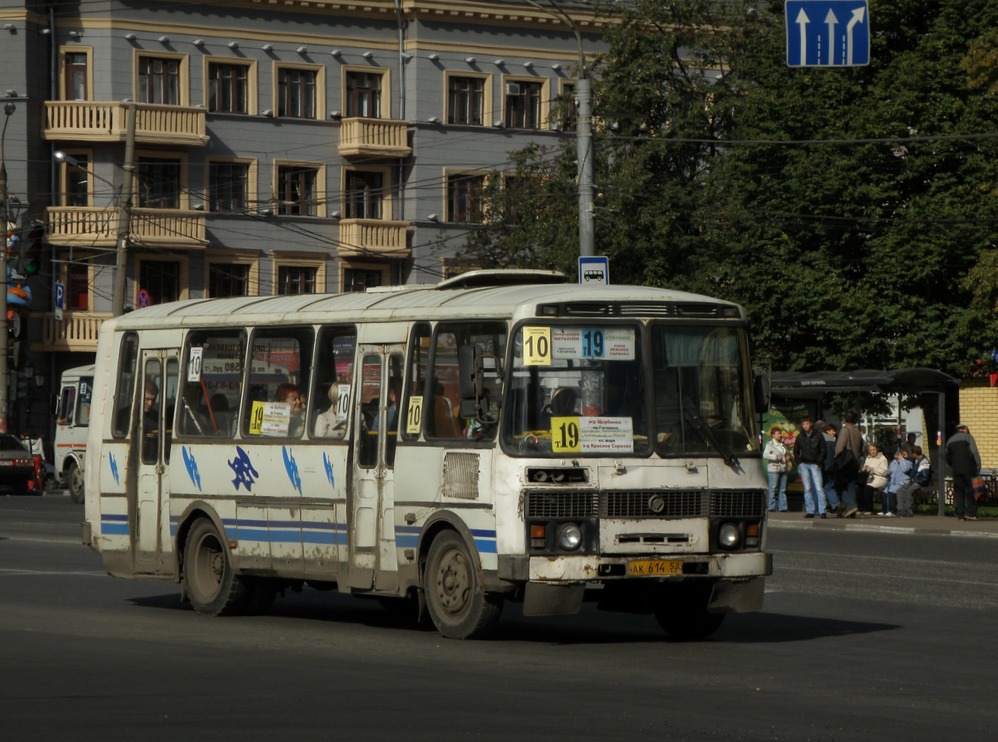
[127,589,895,644]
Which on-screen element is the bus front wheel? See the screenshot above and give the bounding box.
[67,462,84,504]
[423,531,502,639]
[183,518,249,616]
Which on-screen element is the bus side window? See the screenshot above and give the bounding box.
[401,323,431,441]
[113,333,139,438]
[57,388,76,426]
[178,330,246,438]
[242,327,314,439]
[311,326,356,440]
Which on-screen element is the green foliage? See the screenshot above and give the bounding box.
[460,0,998,378]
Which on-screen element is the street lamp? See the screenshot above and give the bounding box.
[1,100,17,433]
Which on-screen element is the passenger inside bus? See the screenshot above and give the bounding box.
[276,383,306,438]
[141,379,159,462]
[428,378,461,438]
[314,384,346,439]
[372,379,401,432]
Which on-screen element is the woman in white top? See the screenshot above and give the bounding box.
[763,426,790,512]
[859,443,890,514]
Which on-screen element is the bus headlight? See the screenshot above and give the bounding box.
[718,523,741,550]
[556,523,583,551]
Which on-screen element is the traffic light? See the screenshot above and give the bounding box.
[22,224,44,276]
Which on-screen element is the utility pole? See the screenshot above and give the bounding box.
[527,0,595,257]
[113,102,136,317]
[0,100,17,433]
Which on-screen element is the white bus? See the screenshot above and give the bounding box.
[54,364,95,503]
[83,271,772,639]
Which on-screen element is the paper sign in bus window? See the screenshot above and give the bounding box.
[249,400,291,436]
[551,416,634,454]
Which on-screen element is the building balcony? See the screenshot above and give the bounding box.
[338,117,411,158]
[43,101,209,146]
[46,207,208,248]
[31,311,108,353]
[338,219,410,258]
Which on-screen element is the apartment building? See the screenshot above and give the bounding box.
[0,0,608,435]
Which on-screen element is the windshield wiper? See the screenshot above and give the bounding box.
[681,404,740,468]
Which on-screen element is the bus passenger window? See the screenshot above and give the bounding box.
[311,326,356,440]
[112,333,139,438]
[178,331,246,438]
[243,327,314,439]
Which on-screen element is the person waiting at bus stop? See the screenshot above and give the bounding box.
[793,416,827,518]
[945,423,981,521]
[835,411,865,518]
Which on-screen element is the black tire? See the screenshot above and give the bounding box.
[654,583,726,640]
[67,462,84,504]
[182,518,249,616]
[423,530,502,639]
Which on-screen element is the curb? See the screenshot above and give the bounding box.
[767,517,998,539]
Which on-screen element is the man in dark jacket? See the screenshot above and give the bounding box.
[945,423,982,521]
[793,417,828,518]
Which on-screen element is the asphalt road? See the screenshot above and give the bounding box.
[2,495,996,741]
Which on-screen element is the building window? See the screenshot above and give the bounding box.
[63,52,88,100]
[139,260,181,304]
[63,152,90,206]
[137,157,181,209]
[446,173,485,223]
[344,171,383,219]
[346,71,383,118]
[67,262,90,310]
[558,82,576,130]
[277,266,317,295]
[277,166,318,216]
[277,67,316,118]
[447,76,483,125]
[138,56,180,105]
[208,161,249,212]
[208,62,248,114]
[208,264,249,298]
[505,80,542,129]
[344,268,384,292]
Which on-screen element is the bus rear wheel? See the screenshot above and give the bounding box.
[183,518,249,616]
[654,583,725,640]
[423,531,502,639]
[67,462,84,504]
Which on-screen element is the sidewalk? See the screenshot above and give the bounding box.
[766,509,998,539]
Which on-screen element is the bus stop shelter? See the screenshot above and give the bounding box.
[769,368,960,516]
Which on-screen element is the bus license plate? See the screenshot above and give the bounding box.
[626,559,682,576]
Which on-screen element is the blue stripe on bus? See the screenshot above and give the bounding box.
[102,523,130,535]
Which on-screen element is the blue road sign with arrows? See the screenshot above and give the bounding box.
[786,1,870,67]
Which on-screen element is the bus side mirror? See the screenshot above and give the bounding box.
[753,369,771,413]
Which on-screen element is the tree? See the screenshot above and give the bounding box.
[461,0,998,377]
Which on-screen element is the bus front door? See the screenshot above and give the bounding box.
[131,351,178,573]
[349,346,403,591]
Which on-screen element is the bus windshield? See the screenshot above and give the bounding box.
[502,323,757,458]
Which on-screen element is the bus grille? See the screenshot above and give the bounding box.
[710,489,767,517]
[525,489,766,519]
[526,492,600,518]
[606,490,705,518]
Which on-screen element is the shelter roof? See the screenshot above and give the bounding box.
[770,368,958,398]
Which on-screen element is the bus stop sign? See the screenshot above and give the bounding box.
[579,256,609,286]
